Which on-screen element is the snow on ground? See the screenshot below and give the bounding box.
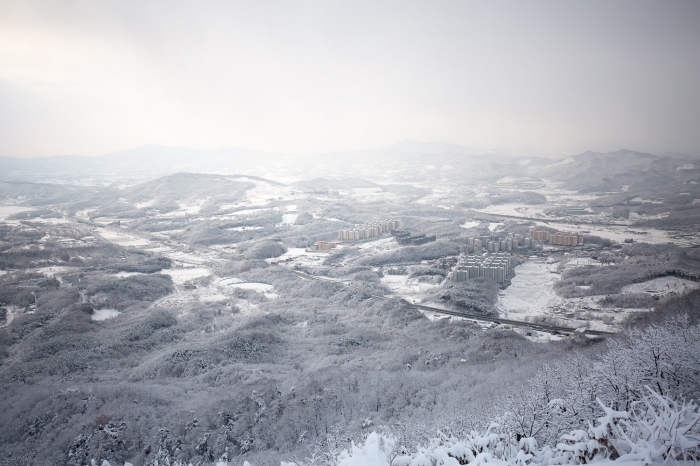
[217,277,245,286]
[269,247,330,266]
[355,237,398,253]
[412,186,452,205]
[497,259,658,333]
[34,266,73,277]
[92,309,121,321]
[477,204,546,218]
[380,274,442,303]
[158,198,209,217]
[461,221,481,229]
[497,260,562,319]
[142,246,174,253]
[235,299,261,314]
[564,257,606,268]
[0,205,32,221]
[160,267,211,285]
[222,281,273,292]
[488,222,503,231]
[622,276,698,295]
[135,200,154,209]
[164,251,211,266]
[92,217,122,226]
[197,288,229,302]
[238,178,297,206]
[224,208,269,216]
[0,306,18,327]
[226,282,277,299]
[27,216,72,225]
[227,226,263,231]
[158,284,273,313]
[273,247,312,261]
[280,213,298,225]
[113,271,145,278]
[97,229,150,247]
[75,208,95,220]
[347,187,400,203]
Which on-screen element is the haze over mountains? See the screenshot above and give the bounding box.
[1,141,698,185]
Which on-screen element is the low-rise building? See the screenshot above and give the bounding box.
[307,241,338,252]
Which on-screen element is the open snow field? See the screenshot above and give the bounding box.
[143,246,175,253]
[219,280,273,293]
[280,213,298,225]
[239,178,298,206]
[477,204,546,218]
[97,229,151,247]
[269,247,331,267]
[621,276,699,295]
[158,199,209,217]
[380,274,442,302]
[356,237,398,253]
[112,271,145,278]
[0,205,32,221]
[497,260,561,319]
[34,266,74,277]
[160,267,211,284]
[164,250,214,266]
[91,309,121,321]
[347,187,401,203]
[227,226,263,232]
[497,259,665,333]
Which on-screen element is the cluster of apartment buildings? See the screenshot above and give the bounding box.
[337,219,400,242]
[448,253,512,284]
[530,230,584,246]
[460,234,537,255]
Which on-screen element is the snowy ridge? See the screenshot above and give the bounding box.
[286,391,700,466]
[83,393,700,466]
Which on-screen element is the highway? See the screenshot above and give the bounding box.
[290,270,614,337]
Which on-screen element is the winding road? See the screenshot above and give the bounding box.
[290,270,614,337]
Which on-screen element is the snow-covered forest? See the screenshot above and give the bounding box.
[4,164,700,465]
[287,314,700,466]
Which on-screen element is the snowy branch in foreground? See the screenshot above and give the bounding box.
[286,390,700,466]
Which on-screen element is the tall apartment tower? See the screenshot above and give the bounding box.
[530,230,550,241]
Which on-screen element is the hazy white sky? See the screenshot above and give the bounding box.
[1,1,699,158]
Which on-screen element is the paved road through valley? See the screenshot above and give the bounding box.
[290,270,614,337]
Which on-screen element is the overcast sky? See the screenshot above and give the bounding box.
[1,1,699,158]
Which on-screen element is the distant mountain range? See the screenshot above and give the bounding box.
[1,142,698,189]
